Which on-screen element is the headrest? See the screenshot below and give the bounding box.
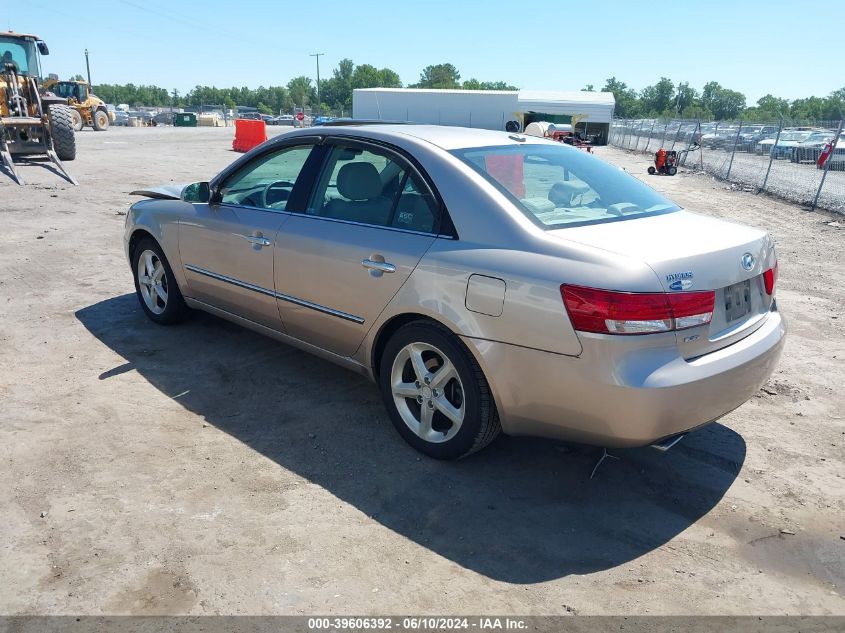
[548,180,590,206]
[336,162,382,200]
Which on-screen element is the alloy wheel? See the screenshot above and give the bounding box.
[136,249,168,315]
[390,342,465,443]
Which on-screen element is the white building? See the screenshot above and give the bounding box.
[352,88,616,143]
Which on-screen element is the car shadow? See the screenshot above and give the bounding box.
[76,294,745,584]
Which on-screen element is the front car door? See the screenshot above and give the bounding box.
[274,138,443,356]
[178,141,319,330]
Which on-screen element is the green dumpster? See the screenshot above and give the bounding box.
[174,112,197,127]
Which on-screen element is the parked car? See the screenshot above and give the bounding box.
[706,125,759,151]
[689,122,716,145]
[756,130,810,157]
[111,110,129,126]
[791,130,841,163]
[311,116,335,126]
[267,114,296,126]
[124,125,785,459]
[701,126,738,149]
[733,126,778,153]
[153,111,175,126]
[706,126,746,151]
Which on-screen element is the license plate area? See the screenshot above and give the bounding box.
[724,279,752,322]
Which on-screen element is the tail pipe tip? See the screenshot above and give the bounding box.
[650,433,686,452]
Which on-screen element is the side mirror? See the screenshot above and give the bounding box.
[37,41,50,55]
[210,185,222,204]
[181,181,210,203]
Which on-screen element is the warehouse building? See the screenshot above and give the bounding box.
[352,88,616,144]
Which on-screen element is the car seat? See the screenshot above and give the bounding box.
[392,191,435,233]
[323,162,393,226]
[548,180,590,207]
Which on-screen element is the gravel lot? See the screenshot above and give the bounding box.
[1,127,843,615]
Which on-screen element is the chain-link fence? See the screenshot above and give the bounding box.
[609,118,845,214]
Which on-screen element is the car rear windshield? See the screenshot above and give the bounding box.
[451,143,680,229]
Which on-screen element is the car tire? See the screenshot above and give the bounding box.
[132,237,191,325]
[93,109,109,131]
[48,104,77,161]
[378,321,501,459]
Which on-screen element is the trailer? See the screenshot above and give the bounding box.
[352,88,615,144]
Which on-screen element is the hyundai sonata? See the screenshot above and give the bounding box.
[125,125,785,459]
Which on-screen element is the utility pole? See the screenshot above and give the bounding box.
[84,49,91,85]
[310,52,324,112]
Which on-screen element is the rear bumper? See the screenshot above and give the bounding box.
[464,309,786,448]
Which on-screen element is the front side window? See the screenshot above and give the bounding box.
[219,145,314,210]
[53,83,73,98]
[307,144,437,232]
[452,143,680,229]
[0,38,36,75]
[54,83,86,101]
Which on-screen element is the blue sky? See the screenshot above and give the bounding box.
[6,0,842,103]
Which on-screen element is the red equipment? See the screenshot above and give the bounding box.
[648,148,678,176]
[817,142,833,169]
[549,131,593,153]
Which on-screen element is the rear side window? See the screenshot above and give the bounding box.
[307,144,437,233]
[452,144,680,229]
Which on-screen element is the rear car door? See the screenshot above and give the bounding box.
[178,141,319,330]
[274,138,442,357]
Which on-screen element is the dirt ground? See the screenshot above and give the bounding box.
[0,127,843,616]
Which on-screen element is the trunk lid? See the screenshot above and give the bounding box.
[550,211,776,358]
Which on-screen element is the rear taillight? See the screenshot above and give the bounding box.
[561,285,715,335]
[763,262,778,295]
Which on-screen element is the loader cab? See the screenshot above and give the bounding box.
[52,81,89,103]
[0,33,47,80]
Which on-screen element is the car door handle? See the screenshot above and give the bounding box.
[361,258,396,273]
[243,235,271,246]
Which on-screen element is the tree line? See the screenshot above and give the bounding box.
[90,61,515,115]
[86,58,845,122]
[596,77,845,122]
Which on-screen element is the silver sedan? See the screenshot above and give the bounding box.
[124,124,785,459]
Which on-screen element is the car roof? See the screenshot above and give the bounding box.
[278,124,552,151]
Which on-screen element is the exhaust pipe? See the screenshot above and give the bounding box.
[650,433,686,452]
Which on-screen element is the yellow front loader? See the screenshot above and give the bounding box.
[0,31,77,185]
[42,78,113,131]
